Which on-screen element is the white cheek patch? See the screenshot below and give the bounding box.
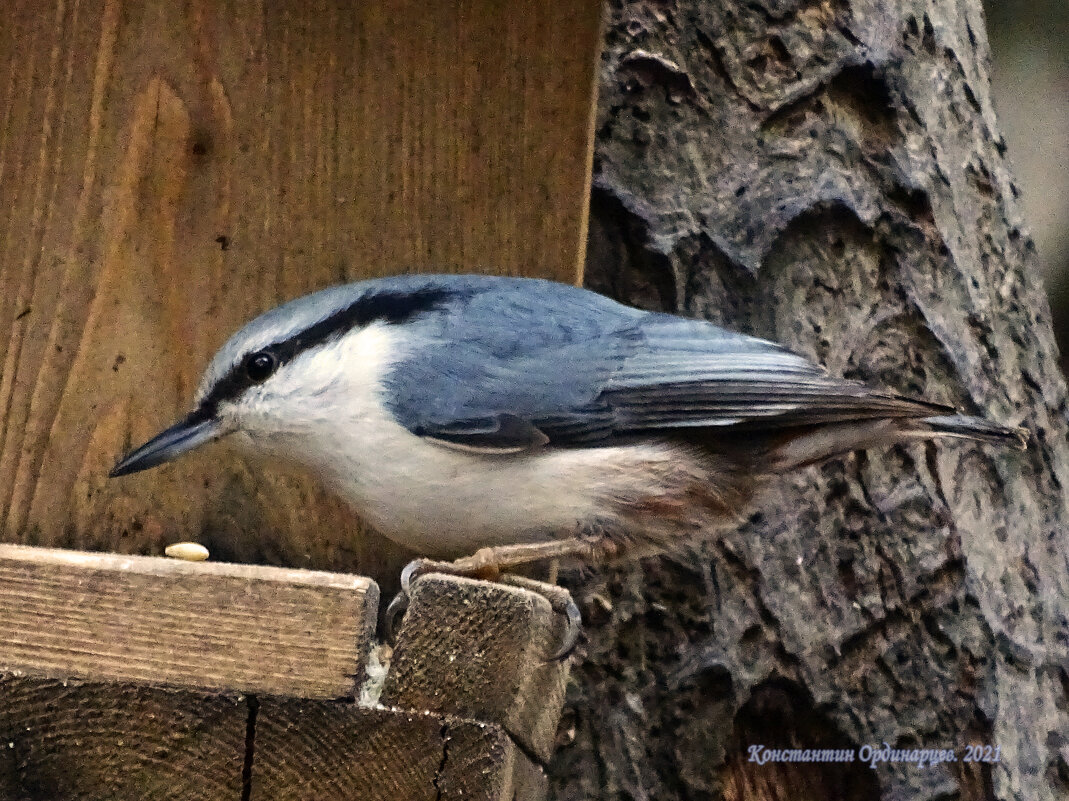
[299,323,402,413]
[234,323,402,434]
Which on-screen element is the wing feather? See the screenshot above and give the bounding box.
[603,318,951,431]
[383,287,952,450]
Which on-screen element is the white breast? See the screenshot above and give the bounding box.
[335,427,675,556]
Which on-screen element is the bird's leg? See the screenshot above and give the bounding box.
[403,537,602,588]
[385,537,601,660]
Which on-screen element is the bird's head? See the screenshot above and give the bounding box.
[109,278,457,478]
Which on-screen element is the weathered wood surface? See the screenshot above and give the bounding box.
[0,676,247,801]
[0,544,378,698]
[0,0,602,578]
[381,574,570,763]
[0,560,567,799]
[254,700,546,801]
[0,677,547,801]
[554,1,1069,800]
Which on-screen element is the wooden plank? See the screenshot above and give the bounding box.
[0,675,551,801]
[0,564,564,800]
[381,574,570,763]
[0,674,246,801]
[0,0,603,575]
[253,699,546,801]
[0,681,549,801]
[433,719,549,801]
[0,545,378,698]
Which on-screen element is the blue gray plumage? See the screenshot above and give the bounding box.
[199,274,994,448]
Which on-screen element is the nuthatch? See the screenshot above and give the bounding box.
[111,274,1026,655]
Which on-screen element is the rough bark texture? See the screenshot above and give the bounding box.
[555,1,1069,800]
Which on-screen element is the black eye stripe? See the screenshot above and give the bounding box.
[196,286,457,416]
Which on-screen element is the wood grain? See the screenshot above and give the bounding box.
[0,677,550,801]
[0,0,603,578]
[0,674,246,801]
[0,567,571,800]
[253,700,546,801]
[381,574,570,763]
[0,544,378,698]
[433,720,549,801]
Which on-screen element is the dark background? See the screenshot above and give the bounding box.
[986,0,1068,372]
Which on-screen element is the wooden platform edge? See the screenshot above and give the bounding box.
[0,544,379,699]
[382,573,572,763]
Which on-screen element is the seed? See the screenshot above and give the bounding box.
[164,542,209,561]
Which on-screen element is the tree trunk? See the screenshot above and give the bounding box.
[556,1,1069,800]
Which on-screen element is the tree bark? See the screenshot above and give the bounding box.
[556,1,1069,800]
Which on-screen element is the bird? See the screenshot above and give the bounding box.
[111,273,1027,656]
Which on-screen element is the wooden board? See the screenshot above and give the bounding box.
[0,0,603,575]
[253,700,547,801]
[381,574,570,763]
[0,559,566,800]
[0,544,378,698]
[0,681,548,801]
[0,675,247,801]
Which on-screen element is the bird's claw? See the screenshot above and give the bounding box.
[384,558,454,645]
[551,595,583,661]
[400,557,441,596]
[383,558,583,661]
[383,590,410,645]
[498,574,582,661]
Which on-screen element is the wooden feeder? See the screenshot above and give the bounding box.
[0,545,570,799]
[0,0,604,797]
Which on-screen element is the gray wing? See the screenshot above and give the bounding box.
[383,290,951,451]
[382,283,631,447]
[604,316,951,432]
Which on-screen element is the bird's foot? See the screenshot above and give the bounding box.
[497,574,583,660]
[384,555,582,661]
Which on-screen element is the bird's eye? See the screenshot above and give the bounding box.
[245,351,278,383]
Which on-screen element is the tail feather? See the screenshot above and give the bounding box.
[911,414,1029,450]
[765,414,1027,472]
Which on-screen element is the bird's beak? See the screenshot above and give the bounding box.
[110,413,227,477]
